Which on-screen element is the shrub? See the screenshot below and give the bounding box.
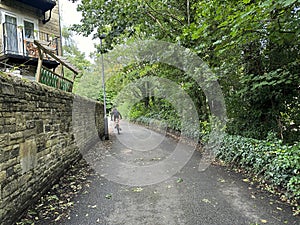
[216,134,300,214]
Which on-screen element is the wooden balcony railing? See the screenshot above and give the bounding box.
[32,40,79,93]
[39,66,73,92]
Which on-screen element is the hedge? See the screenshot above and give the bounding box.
[216,133,300,214]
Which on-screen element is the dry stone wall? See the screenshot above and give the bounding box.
[0,73,104,225]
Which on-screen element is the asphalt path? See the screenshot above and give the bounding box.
[54,121,299,225]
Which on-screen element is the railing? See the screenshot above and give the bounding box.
[2,22,59,57]
[39,66,73,92]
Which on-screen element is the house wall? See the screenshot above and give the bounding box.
[0,73,105,225]
[0,0,62,56]
[38,1,63,56]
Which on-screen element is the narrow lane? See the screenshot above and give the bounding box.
[53,121,298,225]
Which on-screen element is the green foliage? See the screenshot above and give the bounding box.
[73,57,111,101]
[98,90,115,112]
[184,0,300,142]
[217,134,300,211]
[128,98,181,131]
[62,27,91,80]
[72,67,101,100]
[73,0,300,142]
[72,0,196,51]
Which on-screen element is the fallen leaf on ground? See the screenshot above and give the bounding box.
[105,194,112,199]
[132,187,143,192]
[202,198,211,204]
[243,178,250,183]
[177,178,183,183]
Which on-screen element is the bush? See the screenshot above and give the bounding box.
[216,134,300,214]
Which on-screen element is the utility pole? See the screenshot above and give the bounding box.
[100,34,109,140]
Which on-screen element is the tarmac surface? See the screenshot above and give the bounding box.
[47,121,299,225]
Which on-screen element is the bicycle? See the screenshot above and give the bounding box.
[114,118,121,134]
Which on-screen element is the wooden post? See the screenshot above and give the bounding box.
[35,48,44,82]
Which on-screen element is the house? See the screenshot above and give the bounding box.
[0,0,78,92]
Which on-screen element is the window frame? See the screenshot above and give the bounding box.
[23,20,35,39]
[0,9,39,55]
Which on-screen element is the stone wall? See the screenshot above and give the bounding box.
[0,73,104,225]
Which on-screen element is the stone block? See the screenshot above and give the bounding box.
[10,145,20,159]
[35,120,44,134]
[1,112,13,118]
[5,117,16,125]
[9,132,23,141]
[0,82,15,96]
[0,134,9,146]
[25,121,35,129]
[2,178,19,198]
[1,125,16,134]
[0,117,4,126]
[6,167,14,178]
[0,171,6,183]
[0,147,10,164]
[14,163,21,175]
[20,139,37,174]
[23,129,36,139]
[15,121,26,131]
[0,157,18,171]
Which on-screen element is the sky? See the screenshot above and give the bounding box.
[59,1,96,58]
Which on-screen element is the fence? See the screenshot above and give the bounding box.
[39,66,73,92]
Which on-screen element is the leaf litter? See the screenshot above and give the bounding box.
[16,158,97,225]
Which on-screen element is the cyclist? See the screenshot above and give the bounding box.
[111,107,122,122]
[111,108,122,133]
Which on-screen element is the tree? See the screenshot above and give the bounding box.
[72,0,196,49]
[62,27,91,80]
[61,27,102,99]
[71,0,300,142]
[182,0,300,141]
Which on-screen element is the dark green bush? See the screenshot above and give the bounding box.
[216,134,300,213]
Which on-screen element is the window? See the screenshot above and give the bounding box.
[24,20,34,39]
[4,14,18,53]
[1,10,39,55]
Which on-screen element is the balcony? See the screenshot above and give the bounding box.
[15,0,56,13]
[0,22,60,69]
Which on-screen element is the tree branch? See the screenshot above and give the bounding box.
[146,11,164,29]
[187,0,190,26]
[145,1,184,26]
